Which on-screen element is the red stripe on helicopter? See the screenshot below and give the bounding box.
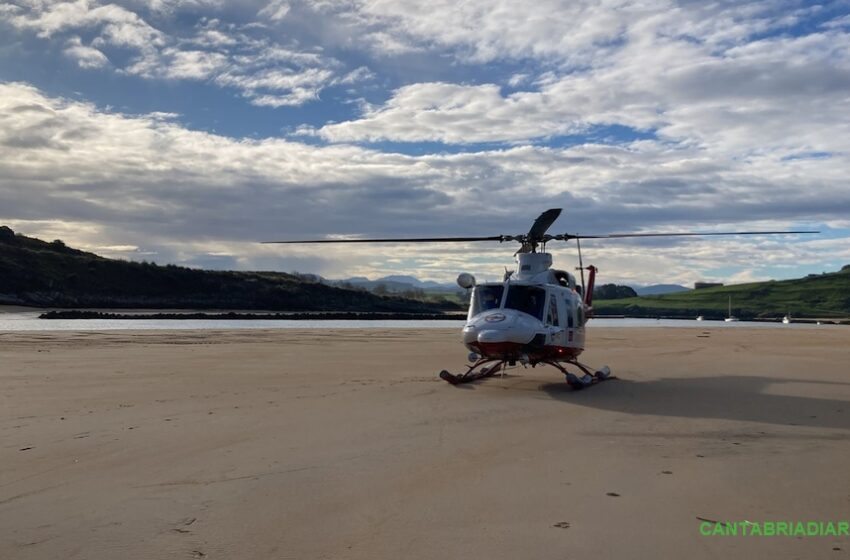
[471,342,583,360]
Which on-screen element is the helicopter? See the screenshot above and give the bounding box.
[265,209,817,389]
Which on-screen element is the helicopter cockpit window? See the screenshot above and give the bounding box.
[470,285,504,317]
[504,285,546,321]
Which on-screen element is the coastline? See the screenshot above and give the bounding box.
[38,310,468,321]
[18,307,850,325]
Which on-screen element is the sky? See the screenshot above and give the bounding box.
[1,0,850,287]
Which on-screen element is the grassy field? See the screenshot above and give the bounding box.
[593,267,850,319]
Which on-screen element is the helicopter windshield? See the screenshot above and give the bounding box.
[469,285,504,317]
[504,285,546,321]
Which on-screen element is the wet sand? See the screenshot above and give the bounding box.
[1,327,849,559]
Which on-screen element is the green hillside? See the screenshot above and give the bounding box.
[593,267,850,319]
[0,226,460,313]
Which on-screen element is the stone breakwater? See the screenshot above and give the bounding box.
[39,310,468,321]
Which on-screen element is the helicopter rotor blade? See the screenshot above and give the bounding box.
[527,208,562,240]
[514,208,563,253]
[263,216,819,245]
[560,230,819,240]
[262,235,505,244]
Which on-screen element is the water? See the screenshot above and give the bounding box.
[0,310,466,331]
[588,318,833,329]
[0,310,837,332]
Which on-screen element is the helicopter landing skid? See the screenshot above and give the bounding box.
[439,359,507,385]
[544,360,614,390]
[440,358,613,388]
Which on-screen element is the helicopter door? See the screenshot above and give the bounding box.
[546,292,565,346]
[564,295,577,345]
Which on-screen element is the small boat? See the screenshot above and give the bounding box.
[696,315,704,321]
[724,296,738,322]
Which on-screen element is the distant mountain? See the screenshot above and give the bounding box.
[0,226,460,312]
[376,275,453,289]
[633,284,691,296]
[334,275,458,293]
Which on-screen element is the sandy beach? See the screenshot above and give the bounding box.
[1,327,849,559]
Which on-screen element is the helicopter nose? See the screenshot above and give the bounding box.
[473,310,537,343]
[472,322,538,359]
[477,326,536,345]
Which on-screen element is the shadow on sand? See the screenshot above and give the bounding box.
[540,375,850,431]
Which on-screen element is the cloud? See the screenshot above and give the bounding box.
[130,0,223,14]
[2,2,849,284]
[125,45,228,79]
[308,0,630,62]
[507,73,529,87]
[63,35,110,68]
[304,82,581,143]
[307,23,850,159]
[2,1,373,107]
[6,0,166,45]
[0,82,846,284]
[313,0,825,65]
[258,0,289,22]
[215,66,335,105]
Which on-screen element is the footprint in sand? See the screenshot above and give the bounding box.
[173,517,197,534]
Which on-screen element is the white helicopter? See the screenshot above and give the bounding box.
[266,209,816,389]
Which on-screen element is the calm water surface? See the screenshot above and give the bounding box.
[0,310,836,331]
